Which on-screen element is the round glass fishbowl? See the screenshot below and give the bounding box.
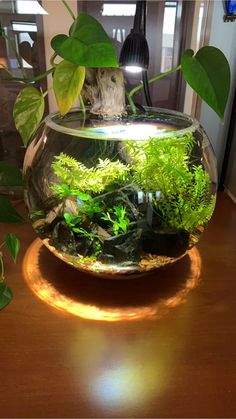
[23,107,217,277]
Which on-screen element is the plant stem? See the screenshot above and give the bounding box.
[61,0,76,20]
[79,95,86,118]
[0,253,5,282]
[4,68,54,83]
[126,65,182,114]
[79,95,86,127]
[0,64,15,78]
[50,52,58,67]
[126,91,137,114]
[1,32,27,78]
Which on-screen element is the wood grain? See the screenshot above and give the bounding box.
[1,192,236,418]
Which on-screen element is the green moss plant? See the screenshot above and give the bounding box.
[51,153,131,196]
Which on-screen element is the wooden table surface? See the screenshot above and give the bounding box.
[1,192,236,418]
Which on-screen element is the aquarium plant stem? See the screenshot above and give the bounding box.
[62,0,76,20]
[127,65,182,114]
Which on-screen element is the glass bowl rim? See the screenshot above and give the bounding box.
[44,106,200,141]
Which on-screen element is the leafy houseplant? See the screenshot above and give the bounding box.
[0,1,231,278]
[0,162,23,309]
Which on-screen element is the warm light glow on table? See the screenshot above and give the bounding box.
[23,238,201,322]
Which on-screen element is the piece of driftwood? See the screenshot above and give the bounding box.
[82,67,126,117]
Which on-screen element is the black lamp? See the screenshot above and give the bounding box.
[119,1,149,73]
[119,1,152,106]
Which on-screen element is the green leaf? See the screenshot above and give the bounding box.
[76,190,92,201]
[64,212,72,224]
[181,46,230,121]
[51,12,118,68]
[0,21,3,37]
[0,195,24,223]
[0,283,13,310]
[13,87,45,146]
[5,233,20,263]
[0,161,22,186]
[53,60,85,116]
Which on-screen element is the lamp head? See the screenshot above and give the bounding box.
[119,31,149,73]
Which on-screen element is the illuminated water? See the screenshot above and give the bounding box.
[23,108,217,277]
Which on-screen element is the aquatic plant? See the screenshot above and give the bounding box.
[101,205,130,236]
[156,167,216,233]
[63,212,82,232]
[51,153,131,197]
[125,133,215,233]
[125,132,195,193]
[79,199,103,219]
[63,212,102,258]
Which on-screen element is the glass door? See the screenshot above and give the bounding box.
[0,0,47,167]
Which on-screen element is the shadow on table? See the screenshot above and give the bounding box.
[23,239,201,319]
[36,244,199,309]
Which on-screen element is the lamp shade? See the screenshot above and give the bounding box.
[119,31,149,70]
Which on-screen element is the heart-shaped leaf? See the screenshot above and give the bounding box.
[0,195,24,223]
[0,282,13,310]
[5,233,20,263]
[0,161,22,186]
[181,46,230,121]
[13,86,45,146]
[53,60,85,115]
[51,12,118,68]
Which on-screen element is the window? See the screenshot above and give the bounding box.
[161,1,177,73]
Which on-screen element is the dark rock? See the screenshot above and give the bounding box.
[51,221,97,257]
[142,229,190,257]
[99,253,115,264]
[51,221,77,254]
[99,228,142,264]
[75,236,97,257]
[94,184,140,223]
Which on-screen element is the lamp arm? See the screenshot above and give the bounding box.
[133,1,144,33]
[126,65,181,113]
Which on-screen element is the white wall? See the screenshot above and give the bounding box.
[199,1,236,177]
[42,0,77,113]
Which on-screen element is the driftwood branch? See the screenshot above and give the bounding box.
[82,67,126,117]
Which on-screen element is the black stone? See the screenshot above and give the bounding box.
[51,221,97,257]
[142,229,190,257]
[99,228,142,264]
[94,184,140,224]
[51,221,77,254]
[75,236,97,257]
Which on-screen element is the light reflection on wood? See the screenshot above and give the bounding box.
[23,238,201,322]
